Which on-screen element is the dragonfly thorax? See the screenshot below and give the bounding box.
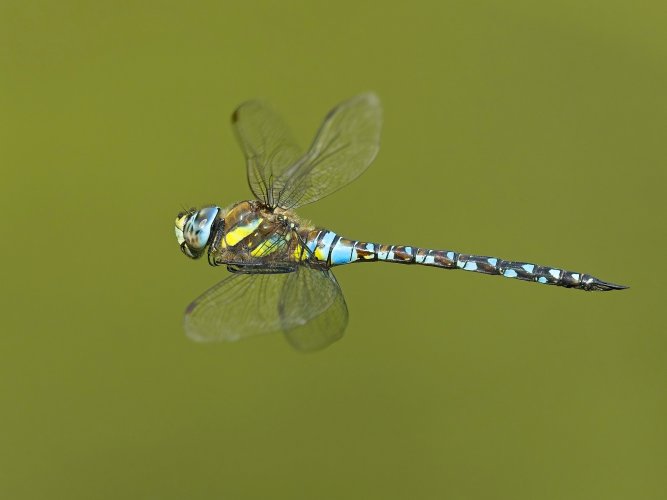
[217,200,302,246]
[175,206,221,259]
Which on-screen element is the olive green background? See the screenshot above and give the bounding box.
[1,1,665,499]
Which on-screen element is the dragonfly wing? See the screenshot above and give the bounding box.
[276,93,382,208]
[184,266,348,350]
[184,271,290,343]
[280,267,348,352]
[231,99,303,205]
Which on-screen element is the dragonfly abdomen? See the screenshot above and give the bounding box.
[304,229,626,291]
[448,253,627,291]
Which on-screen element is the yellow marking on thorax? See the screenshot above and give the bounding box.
[251,237,279,257]
[292,245,308,261]
[224,218,263,247]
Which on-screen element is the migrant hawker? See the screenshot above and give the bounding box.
[175,93,627,351]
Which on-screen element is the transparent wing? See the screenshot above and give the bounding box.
[184,271,288,343]
[231,99,303,205]
[232,93,382,209]
[280,268,348,352]
[184,266,348,351]
[276,93,382,208]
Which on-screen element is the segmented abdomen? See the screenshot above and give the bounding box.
[300,229,626,291]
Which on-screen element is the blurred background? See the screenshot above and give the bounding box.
[1,1,665,499]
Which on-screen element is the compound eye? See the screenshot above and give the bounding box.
[175,206,220,259]
[184,206,220,251]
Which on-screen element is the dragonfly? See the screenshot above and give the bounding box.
[175,93,627,351]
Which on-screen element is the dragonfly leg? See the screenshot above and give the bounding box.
[226,263,297,274]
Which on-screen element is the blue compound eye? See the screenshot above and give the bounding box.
[175,206,220,259]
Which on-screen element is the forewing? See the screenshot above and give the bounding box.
[231,100,303,205]
[275,93,382,208]
[184,271,291,343]
[184,266,348,351]
[280,267,349,352]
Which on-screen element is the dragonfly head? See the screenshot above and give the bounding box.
[175,206,221,259]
